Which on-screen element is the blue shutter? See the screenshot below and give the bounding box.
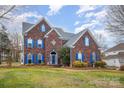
[90,53,93,63]
[42,55,44,62]
[75,52,78,60]
[42,40,44,48]
[32,39,34,48]
[82,53,84,62]
[32,54,34,63]
[25,53,28,64]
[36,54,38,64]
[36,40,38,48]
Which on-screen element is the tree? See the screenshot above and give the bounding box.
[106,5,124,43]
[9,32,22,62]
[0,6,16,66]
[59,47,70,66]
[0,25,10,64]
[0,5,15,20]
[95,33,108,51]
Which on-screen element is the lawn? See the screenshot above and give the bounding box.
[0,66,124,88]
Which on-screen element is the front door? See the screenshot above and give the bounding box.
[52,54,56,64]
[50,51,57,65]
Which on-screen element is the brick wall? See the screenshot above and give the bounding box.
[45,30,63,64]
[71,31,101,63]
[24,19,51,64]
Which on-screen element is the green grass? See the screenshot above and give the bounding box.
[0,66,124,88]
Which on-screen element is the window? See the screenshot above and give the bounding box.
[28,53,32,64]
[38,39,42,48]
[37,39,44,48]
[38,53,44,63]
[40,24,45,32]
[28,38,32,47]
[76,51,83,61]
[84,36,90,46]
[92,52,96,62]
[78,52,82,60]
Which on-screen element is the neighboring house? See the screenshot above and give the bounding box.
[22,17,101,66]
[0,29,10,63]
[104,43,124,68]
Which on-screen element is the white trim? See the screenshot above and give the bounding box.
[24,17,52,33]
[50,51,58,65]
[72,29,86,47]
[88,30,100,47]
[44,28,62,38]
[72,29,100,48]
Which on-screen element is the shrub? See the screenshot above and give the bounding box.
[120,65,124,71]
[73,61,88,67]
[95,61,106,68]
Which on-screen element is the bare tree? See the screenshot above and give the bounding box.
[95,33,108,51]
[0,5,16,66]
[106,5,124,43]
[0,5,16,20]
[9,32,22,63]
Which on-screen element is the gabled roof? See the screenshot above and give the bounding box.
[24,17,52,33]
[53,27,74,40]
[105,43,124,52]
[44,28,62,37]
[22,19,99,49]
[64,29,99,48]
[22,22,34,34]
[104,52,124,59]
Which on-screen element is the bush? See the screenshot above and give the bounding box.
[95,61,106,68]
[73,61,88,67]
[120,65,124,71]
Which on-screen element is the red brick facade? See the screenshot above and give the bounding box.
[71,31,101,63]
[24,19,51,64]
[44,30,64,65]
[23,18,101,65]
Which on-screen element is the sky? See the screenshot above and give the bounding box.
[1,5,115,49]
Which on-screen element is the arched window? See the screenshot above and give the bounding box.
[40,24,45,32]
[84,36,90,46]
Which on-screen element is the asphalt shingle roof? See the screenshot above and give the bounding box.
[22,22,34,34]
[53,27,75,40]
[105,43,124,52]
[22,22,94,48]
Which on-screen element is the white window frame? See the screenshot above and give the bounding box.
[28,38,32,47]
[84,36,90,46]
[78,52,82,60]
[28,53,32,60]
[41,24,45,32]
[92,52,96,62]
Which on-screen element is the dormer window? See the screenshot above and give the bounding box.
[28,38,32,47]
[40,24,45,32]
[84,36,90,46]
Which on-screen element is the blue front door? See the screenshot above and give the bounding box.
[52,54,55,64]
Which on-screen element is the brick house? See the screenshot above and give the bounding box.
[22,17,101,66]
